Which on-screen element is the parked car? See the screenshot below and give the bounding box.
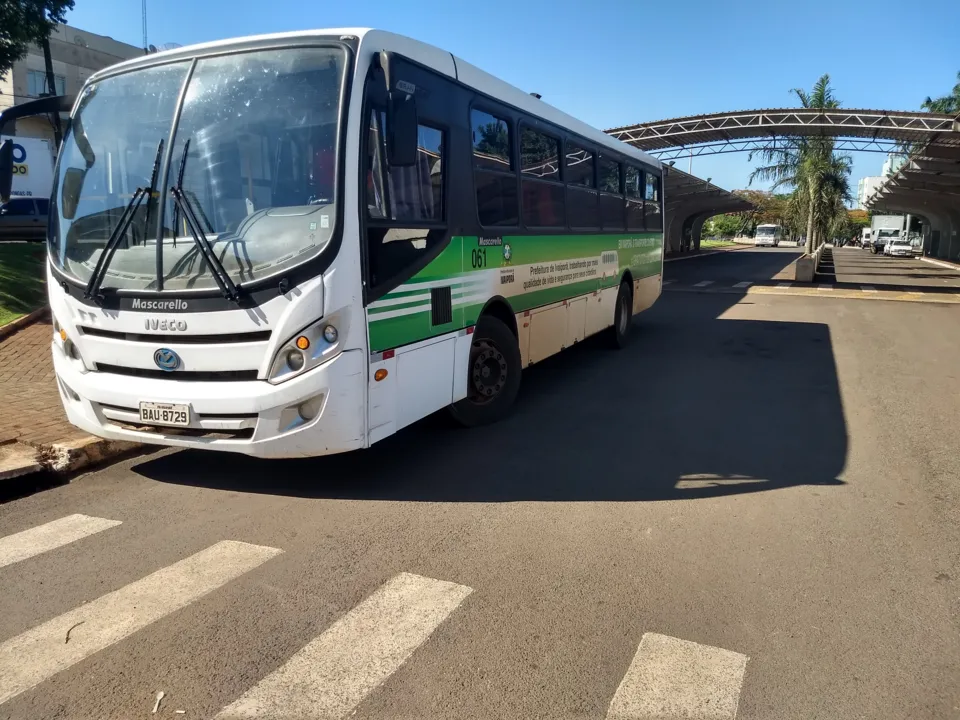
[888,238,914,258]
[0,198,48,241]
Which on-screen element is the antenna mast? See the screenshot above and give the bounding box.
[142,0,148,53]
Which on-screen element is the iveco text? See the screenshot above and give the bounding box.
[0,28,666,458]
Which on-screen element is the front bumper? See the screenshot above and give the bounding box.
[53,343,367,458]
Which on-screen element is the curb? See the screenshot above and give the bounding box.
[0,305,50,341]
[0,443,43,481]
[921,257,960,272]
[664,245,751,263]
[0,436,141,482]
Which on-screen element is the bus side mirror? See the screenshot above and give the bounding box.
[379,51,418,167]
[0,141,12,204]
[387,92,418,167]
[61,167,86,219]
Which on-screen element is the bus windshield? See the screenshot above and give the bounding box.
[50,46,346,292]
[756,226,778,237]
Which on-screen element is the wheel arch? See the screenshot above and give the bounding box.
[476,295,518,339]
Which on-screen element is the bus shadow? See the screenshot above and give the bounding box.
[136,292,847,502]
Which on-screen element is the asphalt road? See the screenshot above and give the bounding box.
[665,246,802,287]
[2,252,959,719]
[830,246,960,290]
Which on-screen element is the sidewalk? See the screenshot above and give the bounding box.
[0,319,137,480]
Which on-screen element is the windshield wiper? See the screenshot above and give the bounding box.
[84,187,148,300]
[84,140,164,301]
[170,139,190,247]
[170,184,239,302]
[141,139,164,246]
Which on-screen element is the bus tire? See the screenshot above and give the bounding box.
[450,316,521,427]
[610,281,632,349]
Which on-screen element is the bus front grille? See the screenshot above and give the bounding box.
[79,326,272,345]
[94,364,259,382]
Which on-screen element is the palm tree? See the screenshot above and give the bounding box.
[748,75,853,254]
[921,71,960,114]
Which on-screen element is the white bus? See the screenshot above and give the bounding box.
[0,29,665,459]
[754,224,781,247]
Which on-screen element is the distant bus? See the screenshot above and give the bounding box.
[754,224,782,247]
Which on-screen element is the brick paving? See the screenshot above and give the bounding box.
[0,320,88,447]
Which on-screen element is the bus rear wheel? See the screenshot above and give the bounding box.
[450,315,521,427]
[609,281,633,349]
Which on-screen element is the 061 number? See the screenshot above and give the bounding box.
[471,248,487,268]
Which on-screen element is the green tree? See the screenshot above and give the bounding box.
[0,0,75,79]
[749,74,853,254]
[703,213,741,238]
[921,71,960,114]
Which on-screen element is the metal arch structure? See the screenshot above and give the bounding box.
[607,108,960,158]
[648,137,903,161]
[662,166,752,255]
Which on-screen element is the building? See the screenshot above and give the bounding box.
[0,24,142,146]
[882,152,907,177]
[857,176,884,210]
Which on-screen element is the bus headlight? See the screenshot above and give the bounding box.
[267,311,348,384]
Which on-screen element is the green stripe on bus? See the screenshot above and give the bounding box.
[367,231,663,352]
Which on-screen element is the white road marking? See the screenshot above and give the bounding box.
[0,540,281,706]
[215,572,472,720]
[607,632,748,720]
[693,281,714,288]
[776,282,792,288]
[0,515,122,570]
[732,281,752,289]
[662,279,675,285]
[818,284,834,291]
[861,285,877,293]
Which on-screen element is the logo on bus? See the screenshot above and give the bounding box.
[153,348,181,372]
[144,318,188,331]
[132,298,189,311]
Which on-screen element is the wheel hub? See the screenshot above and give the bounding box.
[470,341,507,402]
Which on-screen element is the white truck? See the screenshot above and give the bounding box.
[870,214,904,254]
[0,136,54,198]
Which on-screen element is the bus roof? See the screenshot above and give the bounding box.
[87,28,661,171]
[756,223,781,228]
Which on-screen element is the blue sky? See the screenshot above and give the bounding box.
[65,0,959,193]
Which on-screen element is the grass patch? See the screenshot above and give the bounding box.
[0,243,47,327]
[701,239,737,249]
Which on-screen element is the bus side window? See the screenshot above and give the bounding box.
[644,171,662,232]
[625,165,644,231]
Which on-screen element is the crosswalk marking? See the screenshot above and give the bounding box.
[693,280,714,287]
[776,282,792,288]
[0,540,281,706]
[861,285,877,293]
[215,572,472,720]
[733,281,752,289]
[607,633,748,720]
[662,279,675,285]
[0,514,122,570]
[818,284,834,291]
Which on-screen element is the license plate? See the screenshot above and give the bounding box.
[139,402,190,427]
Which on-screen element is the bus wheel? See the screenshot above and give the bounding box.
[610,281,633,349]
[450,316,521,427]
